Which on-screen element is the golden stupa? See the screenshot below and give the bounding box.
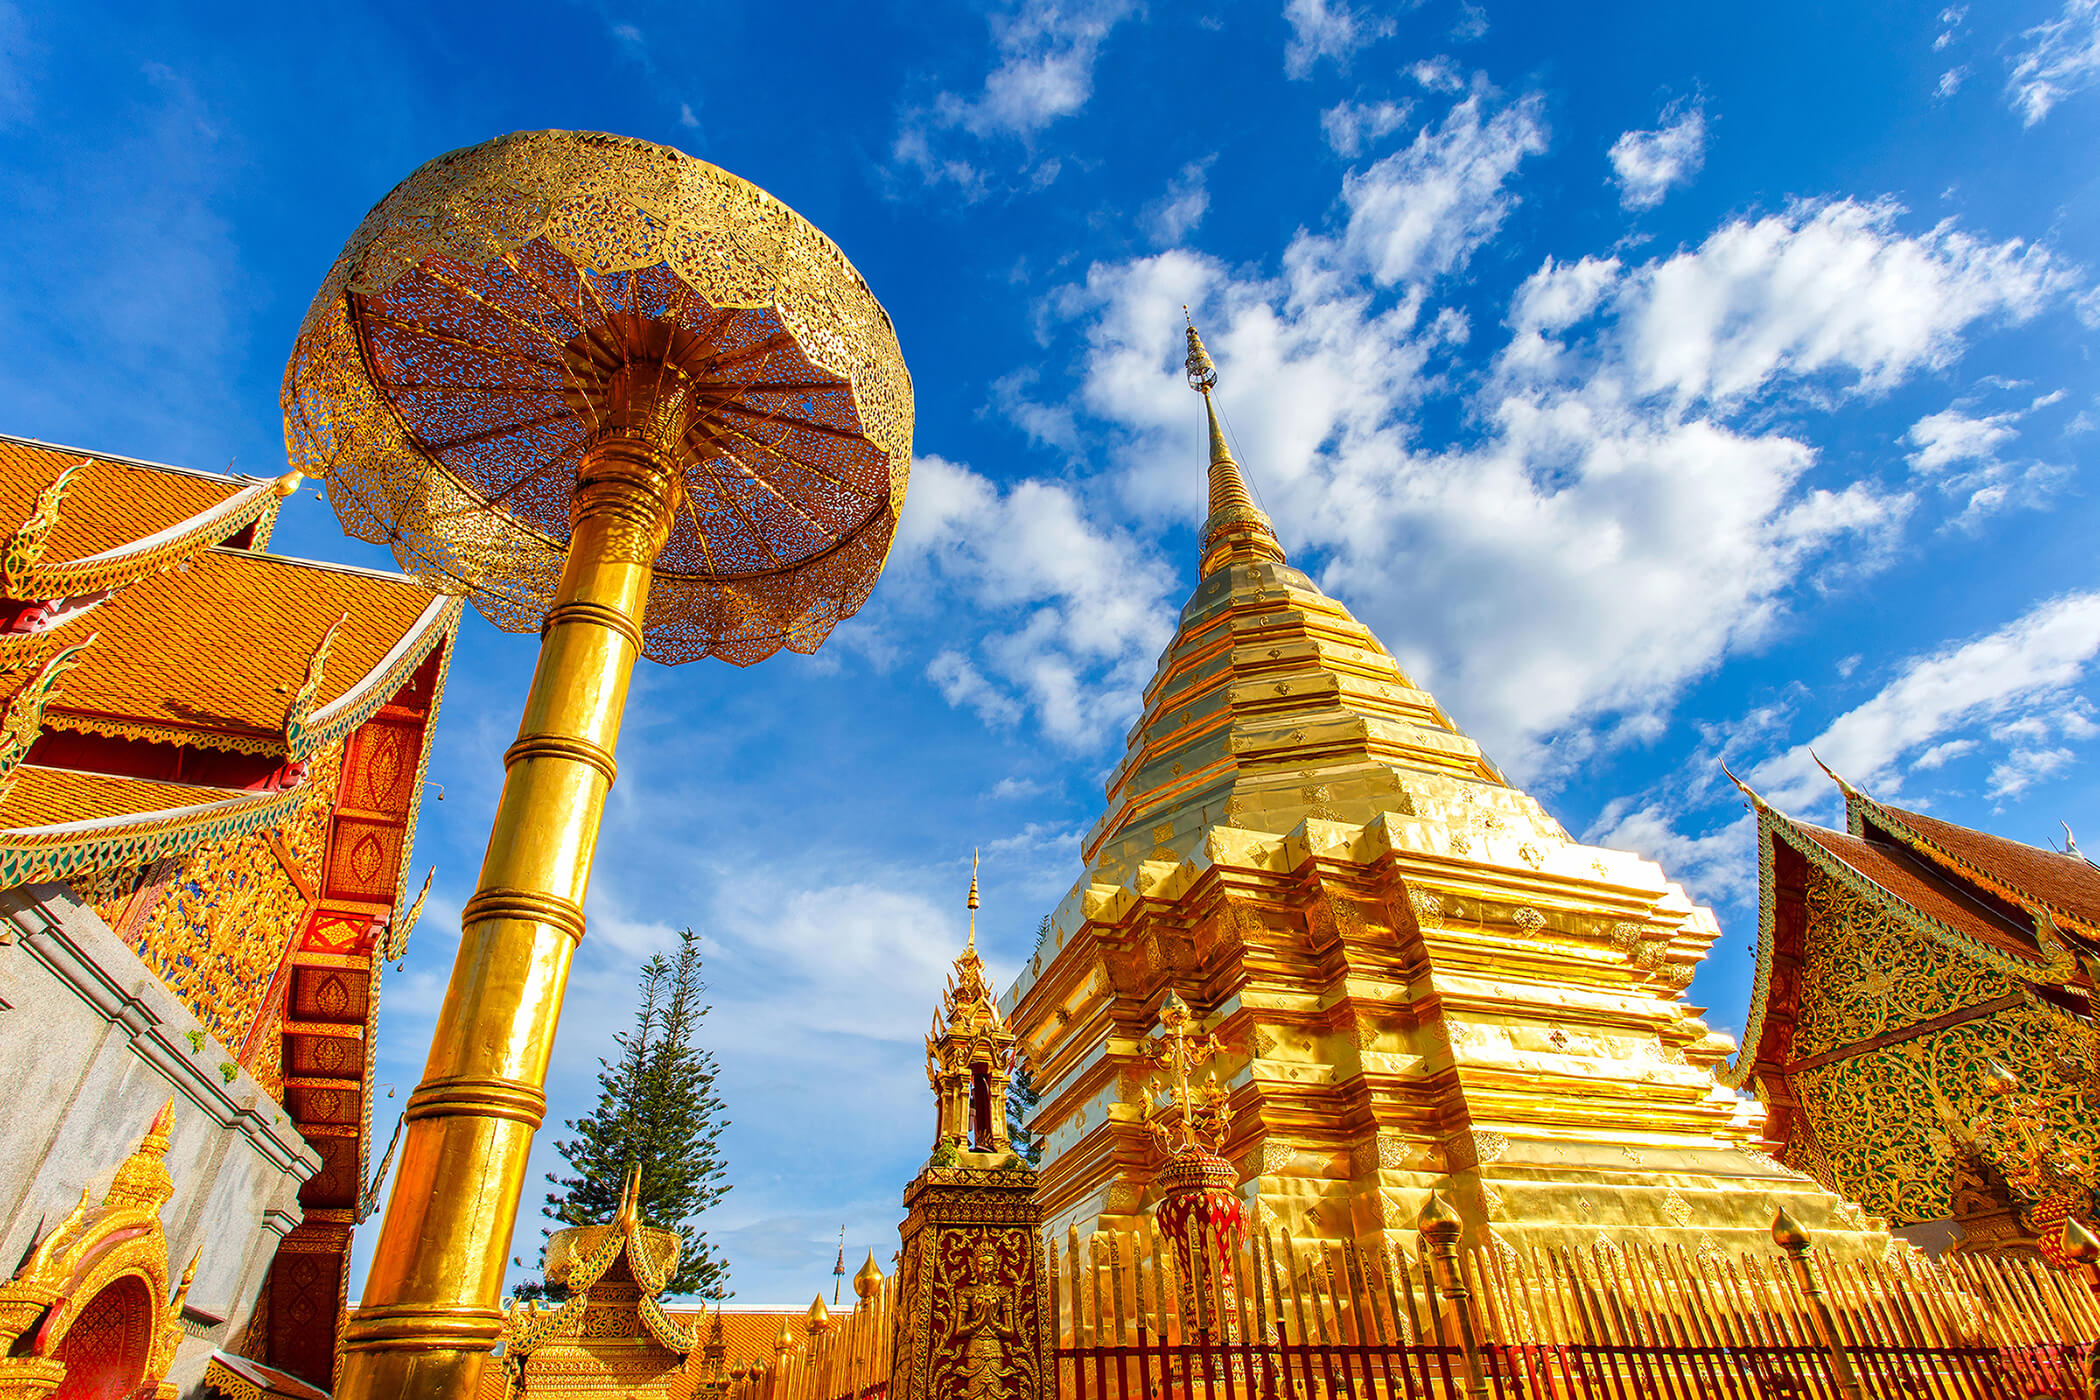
[1002,323,1888,1257]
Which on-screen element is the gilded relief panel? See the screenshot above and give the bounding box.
[1791,1000,2100,1224]
[1790,868,2012,1060]
[111,740,340,1051]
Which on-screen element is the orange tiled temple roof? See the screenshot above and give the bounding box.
[0,432,461,892]
[1793,823,2044,960]
[1849,790,2100,937]
[0,766,261,829]
[40,549,451,756]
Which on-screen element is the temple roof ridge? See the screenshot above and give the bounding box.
[0,429,267,489]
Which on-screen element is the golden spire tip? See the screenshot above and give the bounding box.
[1184,317,1218,395]
[967,849,980,948]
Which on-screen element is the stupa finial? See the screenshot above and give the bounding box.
[967,848,980,949]
[1181,315,1285,578]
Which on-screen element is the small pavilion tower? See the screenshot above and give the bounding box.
[889,858,1051,1400]
[925,853,1023,1168]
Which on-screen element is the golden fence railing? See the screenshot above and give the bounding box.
[723,1219,2100,1400]
[724,1276,895,1400]
[1049,1219,2100,1400]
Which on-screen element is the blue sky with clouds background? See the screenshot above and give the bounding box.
[3,0,2098,1303]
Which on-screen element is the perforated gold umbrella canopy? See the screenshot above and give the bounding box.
[281,130,912,665]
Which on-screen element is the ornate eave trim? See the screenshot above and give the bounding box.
[301,594,463,759]
[374,604,456,917]
[1836,773,2100,948]
[40,709,286,756]
[1718,810,1783,1091]
[1719,792,2076,1091]
[12,479,286,601]
[0,783,304,890]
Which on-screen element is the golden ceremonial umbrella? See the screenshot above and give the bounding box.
[281,130,911,1399]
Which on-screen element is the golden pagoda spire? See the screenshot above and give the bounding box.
[1184,312,1286,578]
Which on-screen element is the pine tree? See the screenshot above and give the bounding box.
[1006,1061,1043,1166]
[1000,914,1050,1166]
[517,929,733,1300]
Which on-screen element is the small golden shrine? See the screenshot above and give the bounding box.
[926,856,1026,1170]
[499,1169,726,1400]
[0,1101,193,1400]
[0,432,461,1387]
[1003,326,1888,1259]
[1728,765,2100,1258]
[888,873,1051,1400]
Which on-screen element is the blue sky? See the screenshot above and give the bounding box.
[3,0,2098,1304]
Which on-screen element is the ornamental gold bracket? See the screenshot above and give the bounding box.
[0,632,96,803]
[1,459,86,597]
[282,611,348,763]
[380,866,434,963]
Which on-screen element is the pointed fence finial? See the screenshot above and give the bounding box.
[854,1250,884,1300]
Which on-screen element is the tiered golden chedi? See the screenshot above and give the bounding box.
[1003,326,1886,1256]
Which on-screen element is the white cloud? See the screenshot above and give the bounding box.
[678,102,699,128]
[1320,97,1412,157]
[1934,5,1967,51]
[1906,405,2019,472]
[1903,397,2069,525]
[1143,158,1215,246]
[1608,99,1707,211]
[1751,591,2100,811]
[1330,91,1547,288]
[1608,200,2068,407]
[928,650,1023,725]
[1451,3,1489,41]
[1936,66,1969,99]
[893,454,1176,745]
[1283,0,1397,79]
[1409,56,1465,92]
[2007,0,2100,125]
[1589,801,1757,908]
[893,0,1138,191]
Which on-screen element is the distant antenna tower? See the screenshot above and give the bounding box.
[832,1224,847,1305]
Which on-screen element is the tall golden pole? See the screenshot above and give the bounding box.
[338,370,692,1397]
[285,132,911,1399]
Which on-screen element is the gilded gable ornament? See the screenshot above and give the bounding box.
[0,1101,196,1400]
[0,633,95,803]
[1,460,84,597]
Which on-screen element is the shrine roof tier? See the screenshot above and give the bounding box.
[1793,823,2046,962]
[1084,553,1563,884]
[1723,771,2091,1096]
[0,765,283,829]
[1837,775,2100,938]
